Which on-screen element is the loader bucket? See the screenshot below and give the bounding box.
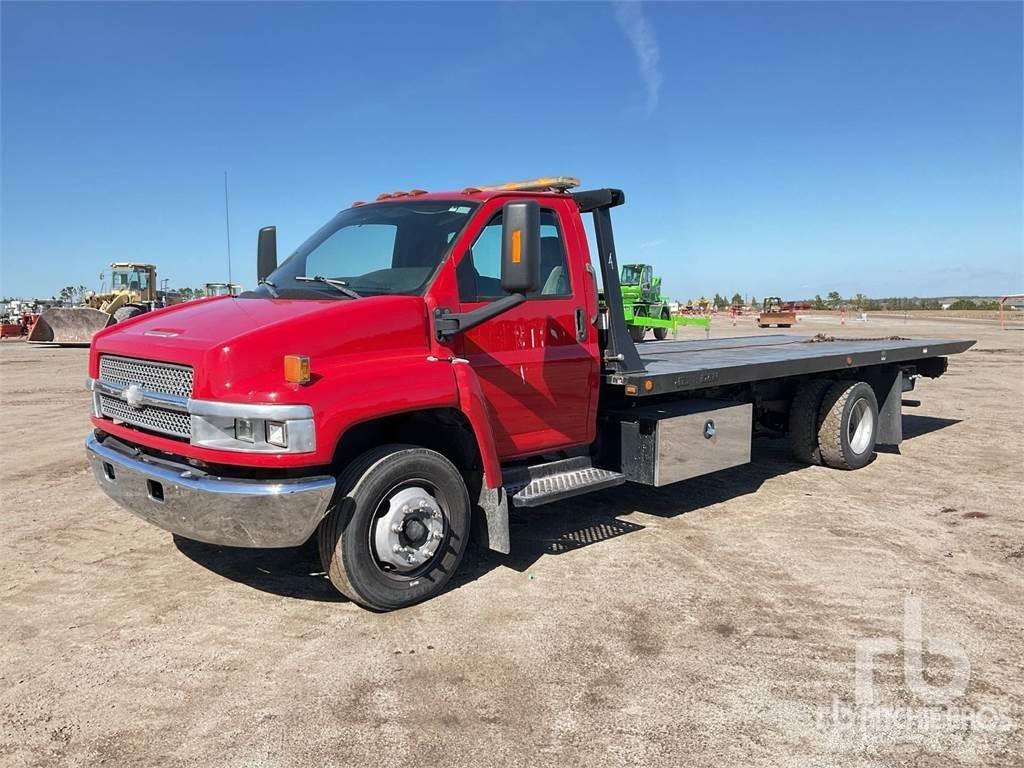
[27,307,113,346]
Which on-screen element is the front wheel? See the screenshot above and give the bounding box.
[653,309,670,340]
[629,324,647,343]
[317,445,471,610]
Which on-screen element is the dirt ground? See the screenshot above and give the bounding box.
[1,315,1021,767]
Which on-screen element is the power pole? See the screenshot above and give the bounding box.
[224,171,233,286]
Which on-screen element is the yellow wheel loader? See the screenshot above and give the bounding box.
[756,296,797,328]
[29,263,179,345]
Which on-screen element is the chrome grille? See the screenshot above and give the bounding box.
[99,356,194,398]
[99,395,191,439]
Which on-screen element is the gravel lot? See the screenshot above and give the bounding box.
[1,315,1021,767]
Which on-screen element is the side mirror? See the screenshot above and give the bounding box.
[257,226,277,283]
[500,201,540,294]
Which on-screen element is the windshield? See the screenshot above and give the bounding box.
[246,200,478,300]
[620,265,642,285]
[112,267,149,292]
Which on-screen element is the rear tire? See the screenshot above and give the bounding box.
[317,444,471,611]
[629,325,647,343]
[112,306,146,323]
[817,381,878,470]
[789,379,832,465]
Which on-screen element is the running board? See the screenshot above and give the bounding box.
[503,457,626,508]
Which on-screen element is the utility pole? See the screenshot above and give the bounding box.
[224,171,233,286]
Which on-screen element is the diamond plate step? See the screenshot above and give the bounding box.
[504,457,626,508]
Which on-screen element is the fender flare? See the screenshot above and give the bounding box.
[453,363,510,555]
[452,363,501,488]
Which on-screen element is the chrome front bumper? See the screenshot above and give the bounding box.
[85,434,336,548]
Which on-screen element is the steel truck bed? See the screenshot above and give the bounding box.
[603,334,975,396]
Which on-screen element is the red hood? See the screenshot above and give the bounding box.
[90,295,432,401]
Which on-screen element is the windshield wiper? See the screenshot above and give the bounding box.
[260,279,280,298]
[294,275,362,299]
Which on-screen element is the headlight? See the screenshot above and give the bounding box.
[235,418,255,443]
[189,402,315,453]
[265,421,288,448]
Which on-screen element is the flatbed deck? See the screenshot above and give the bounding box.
[604,334,975,396]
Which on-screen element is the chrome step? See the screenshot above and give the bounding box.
[504,457,626,508]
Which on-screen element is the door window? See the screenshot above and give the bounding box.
[457,209,571,302]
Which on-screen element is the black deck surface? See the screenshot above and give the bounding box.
[606,334,975,395]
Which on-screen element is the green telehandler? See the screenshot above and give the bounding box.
[619,263,709,342]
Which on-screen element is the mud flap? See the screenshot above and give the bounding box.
[477,483,510,555]
[874,369,903,447]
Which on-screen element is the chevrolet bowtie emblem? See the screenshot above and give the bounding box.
[124,384,145,409]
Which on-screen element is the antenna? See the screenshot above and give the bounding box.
[223,171,233,286]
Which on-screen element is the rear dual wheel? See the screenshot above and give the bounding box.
[317,445,471,611]
[789,380,878,470]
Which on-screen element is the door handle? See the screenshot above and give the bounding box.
[575,307,587,341]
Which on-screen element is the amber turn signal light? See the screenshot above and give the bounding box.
[284,354,311,384]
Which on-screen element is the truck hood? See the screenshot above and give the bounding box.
[90,295,432,400]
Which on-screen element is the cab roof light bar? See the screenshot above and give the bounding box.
[356,176,580,207]
[461,176,580,195]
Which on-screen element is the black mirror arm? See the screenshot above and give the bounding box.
[434,293,525,341]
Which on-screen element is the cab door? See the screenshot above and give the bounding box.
[453,198,599,459]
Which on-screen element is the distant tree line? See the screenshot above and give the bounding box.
[175,287,207,301]
[680,293,1002,312]
[807,293,1001,311]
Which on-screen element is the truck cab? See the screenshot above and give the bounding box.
[85,177,972,610]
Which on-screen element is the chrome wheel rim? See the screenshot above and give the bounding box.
[848,398,875,454]
[370,483,447,579]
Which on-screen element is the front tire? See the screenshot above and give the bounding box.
[817,381,878,470]
[318,444,471,610]
[653,309,670,340]
[629,325,647,343]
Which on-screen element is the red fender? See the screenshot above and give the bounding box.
[452,362,502,488]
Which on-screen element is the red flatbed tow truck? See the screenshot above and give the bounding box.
[85,177,974,610]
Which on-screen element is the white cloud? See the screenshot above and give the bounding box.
[613,1,663,115]
[639,238,665,249]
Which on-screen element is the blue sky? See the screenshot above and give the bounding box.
[2,1,1021,301]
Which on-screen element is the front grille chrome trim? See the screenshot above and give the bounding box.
[87,369,316,453]
[99,355,194,399]
[93,379,189,413]
[95,356,195,440]
[99,394,192,439]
